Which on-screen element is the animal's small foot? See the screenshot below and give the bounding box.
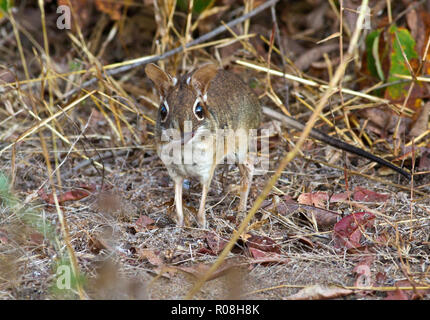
[176,218,184,228]
[197,217,207,229]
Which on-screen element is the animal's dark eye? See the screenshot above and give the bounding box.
[194,102,204,120]
[160,102,168,122]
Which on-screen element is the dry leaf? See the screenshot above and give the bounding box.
[197,232,229,256]
[358,107,406,138]
[385,280,430,300]
[353,187,390,202]
[295,236,315,249]
[138,249,163,266]
[135,215,156,231]
[304,206,340,229]
[248,247,288,266]
[285,284,353,300]
[419,148,430,170]
[244,234,281,254]
[298,192,329,208]
[277,196,340,229]
[39,184,95,205]
[330,192,351,203]
[409,102,430,137]
[333,212,375,250]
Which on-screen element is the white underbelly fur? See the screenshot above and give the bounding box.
[157,129,248,184]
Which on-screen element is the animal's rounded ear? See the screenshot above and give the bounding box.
[191,63,218,97]
[145,63,173,97]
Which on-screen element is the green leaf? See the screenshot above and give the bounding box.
[0,0,13,12]
[365,24,419,101]
[387,25,419,100]
[365,29,382,80]
[177,0,214,14]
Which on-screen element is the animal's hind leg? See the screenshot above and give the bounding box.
[197,183,209,228]
[197,165,216,229]
[238,158,254,215]
[174,179,184,227]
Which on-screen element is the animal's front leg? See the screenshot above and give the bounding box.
[174,179,184,226]
[197,183,209,228]
[238,158,255,215]
[197,165,216,229]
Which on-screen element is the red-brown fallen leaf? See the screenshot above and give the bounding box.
[138,248,164,266]
[298,191,350,207]
[285,284,353,300]
[206,232,229,255]
[244,234,281,254]
[277,197,340,229]
[295,236,315,249]
[135,215,156,231]
[298,192,329,208]
[245,234,287,266]
[385,280,430,300]
[303,206,340,229]
[39,184,95,205]
[333,212,375,249]
[353,187,390,202]
[264,194,295,215]
[248,247,266,259]
[196,247,216,255]
[330,192,351,203]
[248,247,288,266]
[198,232,229,256]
